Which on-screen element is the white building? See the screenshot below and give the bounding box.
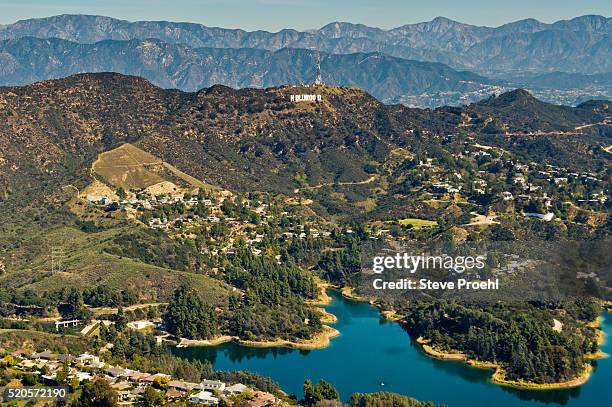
[523,212,555,221]
[127,320,157,330]
[224,383,248,395]
[76,353,102,367]
[191,390,219,404]
[74,371,94,382]
[200,380,225,391]
[86,195,112,205]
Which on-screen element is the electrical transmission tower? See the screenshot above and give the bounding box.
[51,246,64,273]
[314,51,324,86]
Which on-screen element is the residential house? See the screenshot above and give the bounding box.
[200,379,225,392]
[105,366,127,378]
[74,371,94,382]
[141,373,171,384]
[248,391,277,407]
[124,370,151,382]
[33,350,58,360]
[169,380,200,392]
[224,383,248,396]
[58,354,74,363]
[191,390,219,404]
[166,389,188,401]
[111,381,132,392]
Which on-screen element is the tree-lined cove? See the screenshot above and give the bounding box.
[174,290,612,406]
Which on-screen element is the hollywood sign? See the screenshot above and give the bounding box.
[290,94,322,102]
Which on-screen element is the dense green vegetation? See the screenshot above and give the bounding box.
[225,247,317,305]
[164,284,219,340]
[77,378,119,407]
[349,392,445,407]
[83,285,138,307]
[303,379,340,406]
[401,299,600,383]
[58,288,93,321]
[106,228,202,272]
[220,246,323,341]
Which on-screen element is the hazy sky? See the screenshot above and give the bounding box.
[0,0,610,31]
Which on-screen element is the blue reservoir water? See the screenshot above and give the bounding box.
[175,290,611,406]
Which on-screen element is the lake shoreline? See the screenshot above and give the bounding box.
[174,289,612,406]
[340,285,609,391]
[308,280,333,306]
[170,325,340,350]
[413,313,608,391]
[340,286,371,302]
[171,282,340,350]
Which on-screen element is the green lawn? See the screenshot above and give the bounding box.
[397,218,438,229]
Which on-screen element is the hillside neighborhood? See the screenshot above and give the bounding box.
[3,348,278,406]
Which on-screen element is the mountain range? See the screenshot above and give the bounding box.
[1,14,610,75]
[1,73,609,212]
[0,36,490,101]
[0,14,610,107]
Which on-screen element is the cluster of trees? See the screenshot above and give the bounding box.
[286,236,327,267]
[221,247,323,341]
[225,300,322,341]
[4,285,144,324]
[77,378,119,407]
[226,247,317,305]
[82,285,138,307]
[317,241,361,284]
[105,228,201,272]
[349,392,445,407]
[220,197,259,222]
[314,228,367,284]
[163,284,218,340]
[402,299,599,383]
[0,287,56,308]
[57,288,92,321]
[303,379,339,406]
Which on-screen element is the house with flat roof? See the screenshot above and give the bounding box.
[141,372,171,383]
[224,383,248,395]
[105,366,127,378]
[199,379,225,391]
[191,390,219,404]
[32,350,58,360]
[169,380,200,392]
